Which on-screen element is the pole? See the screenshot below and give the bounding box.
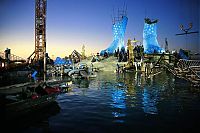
[44,42,46,82]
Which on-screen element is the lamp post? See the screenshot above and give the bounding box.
[176,23,199,50]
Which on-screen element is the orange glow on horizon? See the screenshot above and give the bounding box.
[0,42,105,60]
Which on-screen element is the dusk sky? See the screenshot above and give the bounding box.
[0,0,199,59]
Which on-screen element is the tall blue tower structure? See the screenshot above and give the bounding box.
[143,18,164,54]
[100,10,128,55]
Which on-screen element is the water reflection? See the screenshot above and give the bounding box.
[142,88,159,114]
[134,72,142,86]
[6,101,60,132]
[72,78,90,88]
[114,72,160,115]
[9,70,200,132]
[111,88,126,123]
[111,89,126,109]
[110,73,127,123]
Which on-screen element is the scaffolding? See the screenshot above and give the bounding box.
[34,0,47,61]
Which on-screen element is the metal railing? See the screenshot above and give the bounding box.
[0,52,26,62]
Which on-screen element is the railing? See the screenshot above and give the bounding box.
[177,59,200,79]
[165,59,200,84]
[0,52,26,62]
[178,59,200,70]
[148,54,200,85]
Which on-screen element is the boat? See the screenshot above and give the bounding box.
[1,83,61,121]
[68,69,89,79]
[0,38,63,123]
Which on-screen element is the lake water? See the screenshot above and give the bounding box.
[5,71,200,133]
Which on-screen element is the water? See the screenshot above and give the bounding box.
[4,72,200,133]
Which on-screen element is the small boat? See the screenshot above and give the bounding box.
[69,69,89,79]
[1,83,61,121]
[25,82,61,96]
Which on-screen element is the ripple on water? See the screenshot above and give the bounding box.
[15,72,200,133]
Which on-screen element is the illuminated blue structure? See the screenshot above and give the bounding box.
[100,12,128,55]
[54,57,72,65]
[143,18,164,54]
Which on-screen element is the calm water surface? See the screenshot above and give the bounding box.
[8,72,200,133]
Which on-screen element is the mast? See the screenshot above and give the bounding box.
[35,0,47,61]
[35,0,47,81]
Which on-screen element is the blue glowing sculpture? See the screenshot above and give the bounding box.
[143,18,164,54]
[100,14,128,55]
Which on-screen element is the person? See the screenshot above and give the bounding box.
[118,51,122,62]
[122,64,126,73]
[104,51,108,58]
[114,50,117,57]
[91,63,94,71]
[117,47,119,58]
[116,63,120,73]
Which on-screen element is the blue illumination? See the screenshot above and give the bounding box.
[111,89,126,123]
[143,20,164,54]
[54,57,72,65]
[142,89,158,114]
[111,89,126,109]
[31,71,37,78]
[100,16,128,55]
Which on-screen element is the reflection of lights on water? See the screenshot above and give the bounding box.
[142,89,159,114]
[115,82,125,88]
[111,89,126,123]
[112,112,126,117]
[135,72,142,86]
[111,89,126,109]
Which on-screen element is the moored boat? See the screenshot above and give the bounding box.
[1,83,61,121]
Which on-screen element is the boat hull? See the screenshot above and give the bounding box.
[2,94,57,121]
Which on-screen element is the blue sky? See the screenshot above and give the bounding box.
[0,0,199,58]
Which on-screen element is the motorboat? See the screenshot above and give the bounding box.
[1,83,61,121]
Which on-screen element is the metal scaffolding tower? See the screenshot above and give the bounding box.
[35,0,47,61]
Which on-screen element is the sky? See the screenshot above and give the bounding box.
[0,0,199,59]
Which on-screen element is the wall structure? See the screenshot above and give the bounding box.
[143,18,164,54]
[100,14,128,55]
